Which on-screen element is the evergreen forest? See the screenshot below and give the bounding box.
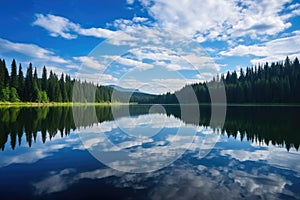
[1,57,300,104]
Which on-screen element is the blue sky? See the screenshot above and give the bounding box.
[0,0,300,94]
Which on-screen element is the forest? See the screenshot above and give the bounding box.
[136,57,300,104]
[0,58,112,102]
[1,57,300,104]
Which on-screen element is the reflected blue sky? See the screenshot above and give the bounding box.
[0,112,300,199]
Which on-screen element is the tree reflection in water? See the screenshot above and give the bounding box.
[0,105,299,151]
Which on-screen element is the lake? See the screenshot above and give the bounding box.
[0,105,300,199]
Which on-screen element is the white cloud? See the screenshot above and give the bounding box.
[147,164,295,199]
[220,32,300,64]
[101,54,154,71]
[132,16,148,23]
[33,14,117,39]
[33,163,297,199]
[0,38,69,64]
[26,2,300,90]
[112,40,220,72]
[0,134,79,168]
[45,65,70,76]
[129,46,179,62]
[112,78,159,93]
[182,54,220,71]
[287,3,300,10]
[128,47,208,71]
[151,78,199,93]
[33,14,79,39]
[77,27,117,38]
[76,114,208,172]
[31,16,220,90]
[136,0,300,42]
[75,72,118,85]
[108,76,199,94]
[33,168,118,195]
[195,72,214,82]
[113,55,153,70]
[126,0,135,5]
[73,56,106,70]
[221,145,300,173]
[220,45,269,57]
[111,16,152,32]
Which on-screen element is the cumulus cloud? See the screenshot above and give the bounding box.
[33,14,117,39]
[28,1,300,89]
[70,26,220,93]
[112,55,153,70]
[33,14,79,39]
[0,134,80,168]
[195,72,215,82]
[136,0,300,42]
[151,78,199,92]
[33,160,298,199]
[33,168,118,195]
[77,27,117,38]
[30,1,300,88]
[126,0,135,5]
[73,56,106,70]
[75,72,118,85]
[220,32,300,64]
[75,114,220,173]
[0,38,69,64]
[221,146,300,172]
[31,13,222,90]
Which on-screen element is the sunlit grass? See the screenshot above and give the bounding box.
[0,101,135,107]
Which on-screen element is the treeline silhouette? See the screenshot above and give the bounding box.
[0,58,112,102]
[1,56,300,104]
[135,57,300,104]
[0,106,114,150]
[0,106,299,151]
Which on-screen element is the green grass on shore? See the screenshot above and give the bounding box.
[0,101,299,108]
[0,101,135,107]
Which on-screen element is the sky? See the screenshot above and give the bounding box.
[0,0,300,94]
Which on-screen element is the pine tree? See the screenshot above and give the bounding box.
[10,59,18,89]
[41,66,47,91]
[47,70,55,101]
[18,64,24,101]
[0,59,10,101]
[24,63,34,101]
[32,68,40,101]
[65,75,73,102]
[3,59,9,87]
[59,73,67,102]
[0,59,5,90]
[47,71,62,102]
[33,68,40,89]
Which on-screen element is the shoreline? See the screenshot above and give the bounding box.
[0,102,135,107]
[0,102,300,107]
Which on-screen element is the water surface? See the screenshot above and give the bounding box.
[0,105,299,199]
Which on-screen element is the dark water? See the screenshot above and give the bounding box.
[0,105,300,199]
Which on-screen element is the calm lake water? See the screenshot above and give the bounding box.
[0,105,300,199]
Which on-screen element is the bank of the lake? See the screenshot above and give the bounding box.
[1,101,300,107]
[0,101,135,107]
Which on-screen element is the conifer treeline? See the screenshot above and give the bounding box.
[0,58,112,102]
[222,56,300,103]
[136,57,300,104]
[1,57,300,103]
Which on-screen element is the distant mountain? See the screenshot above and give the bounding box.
[107,85,146,94]
[107,85,157,103]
